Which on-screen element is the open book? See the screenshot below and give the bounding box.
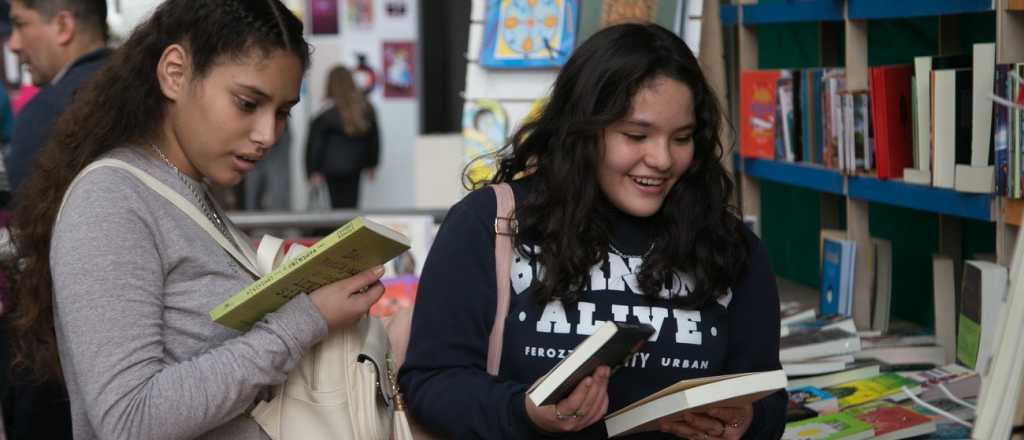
[209,217,410,330]
[527,321,654,407]
[605,370,787,437]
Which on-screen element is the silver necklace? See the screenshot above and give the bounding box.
[608,242,655,259]
[150,144,232,240]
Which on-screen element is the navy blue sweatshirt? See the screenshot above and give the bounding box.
[399,179,787,439]
[6,48,111,193]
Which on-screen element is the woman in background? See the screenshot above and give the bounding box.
[306,65,380,209]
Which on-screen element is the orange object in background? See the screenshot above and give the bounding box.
[372,275,418,317]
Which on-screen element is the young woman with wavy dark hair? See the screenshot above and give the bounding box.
[399,23,786,439]
[7,1,386,438]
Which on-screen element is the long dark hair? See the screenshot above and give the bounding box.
[7,0,309,382]
[488,23,749,309]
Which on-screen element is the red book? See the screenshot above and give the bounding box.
[740,70,781,159]
[868,65,914,179]
[851,404,935,439]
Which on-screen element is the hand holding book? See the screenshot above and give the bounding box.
[657,405,754,440]
[308,265,386,330]
[524,366,612,434]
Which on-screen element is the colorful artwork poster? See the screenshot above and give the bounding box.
[384,0,407,18]
[347,0,374,29]
[309,0,339,35]
[382,41,415,98]
[601,0,656,27]
[480,0,578,69]
[463,100,508,185]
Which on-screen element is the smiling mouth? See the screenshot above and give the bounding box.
[630,175,667,187]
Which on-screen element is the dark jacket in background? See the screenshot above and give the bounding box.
[305,105,380,208]
[1,47,111,440]
[4,48,111,193]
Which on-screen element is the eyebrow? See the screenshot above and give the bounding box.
[237,84,299,106]
[621,118,696,132]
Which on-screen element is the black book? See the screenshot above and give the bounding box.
[527,321,655,406]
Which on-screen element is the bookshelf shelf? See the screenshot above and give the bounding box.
[743,158,845,195]
[740,0,845,25]
[721,5,738,26]
[847,0,993,20]
[741,158,996,221]
[846,176,994,222]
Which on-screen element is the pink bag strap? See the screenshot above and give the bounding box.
[487,183,515,376]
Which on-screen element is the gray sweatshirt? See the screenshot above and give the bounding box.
[51,147,328,440]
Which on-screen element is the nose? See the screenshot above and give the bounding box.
[643,138,673,171]
[8,31,22,54]
[250,112,276,149]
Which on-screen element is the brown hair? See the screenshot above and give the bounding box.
[326,65,371,135]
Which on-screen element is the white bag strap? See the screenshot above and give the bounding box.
[58,159,262,277]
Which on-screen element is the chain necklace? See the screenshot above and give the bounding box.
[608,242,655,260]
[150,144,233,241]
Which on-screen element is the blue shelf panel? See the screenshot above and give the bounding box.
[847,176,993,222]
[743,159,846,195]
[721,5,738,26]
[847,0,993,20]
[741,0,845,24]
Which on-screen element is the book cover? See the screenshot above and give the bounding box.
[824,373,920,409]
[527,321,654,406]
[846,403,936,439]
[802,69,825,165]
[789,386,839,414]
[821,238,843,316]
[995,64,1012,196]
[780,327,861,363]
[782,412,874,440]
[869,65,914,179]
[822,70,846,170]
[740,70,782,159]
[956,260,1008,372]
[209,217,411,330]
[605,370,787,437]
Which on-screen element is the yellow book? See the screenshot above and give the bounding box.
[209,217,411,331]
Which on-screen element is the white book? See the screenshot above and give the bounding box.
[914,56,933,174]
[783,355,856,377]
[932,256,957,364]
[931,70,958,189]
[971,43,996,166]
[605,370,787,437]
[953,164,995,193]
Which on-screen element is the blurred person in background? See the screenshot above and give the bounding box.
[1,1,109,438]
[305,65,379,209]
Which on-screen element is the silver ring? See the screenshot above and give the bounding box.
[357,286,369,293]
[728,419,742,429]
[554,406,580,421]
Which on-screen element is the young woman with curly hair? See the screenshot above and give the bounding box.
[399,23,786,439]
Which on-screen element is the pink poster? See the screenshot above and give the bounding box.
[309,0,339,35]
[382,41,415,98]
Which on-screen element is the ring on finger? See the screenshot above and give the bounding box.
[728,419,742,429]
[554,406,580,421]
[357,286,370,293]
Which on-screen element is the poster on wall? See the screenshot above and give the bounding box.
[353,53,378,95]
[480,0,578,69]
[347,0,374,29]
[382,41,416,98]
[309,0,339,35]
[463,99,508,185]
[601,0,656,26]
[384,0,407,18]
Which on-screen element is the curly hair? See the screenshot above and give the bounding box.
[486,23,749,310]
[7,0,309,383]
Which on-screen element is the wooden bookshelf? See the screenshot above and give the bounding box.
[726,0,1022,331]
